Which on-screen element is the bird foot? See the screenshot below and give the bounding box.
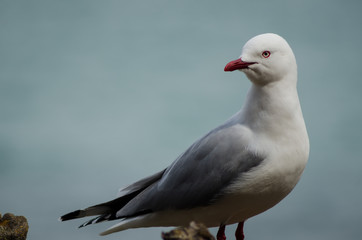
[235,222,245,240]
[216,225,226,240]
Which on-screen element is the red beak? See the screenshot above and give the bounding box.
[224,58,256,72]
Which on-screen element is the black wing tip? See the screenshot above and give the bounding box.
[78,215,108,228]
[78,222,88,228]
[78,218,95,228]
[59,210,82,221]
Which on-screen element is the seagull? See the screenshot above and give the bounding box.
[60,33,309,240]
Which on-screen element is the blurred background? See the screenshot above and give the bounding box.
[1,0,361,239]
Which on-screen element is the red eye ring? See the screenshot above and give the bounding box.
[262,51,271,58]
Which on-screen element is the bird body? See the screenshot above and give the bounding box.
[60,33,309,239]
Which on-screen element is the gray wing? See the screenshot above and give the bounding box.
[60,169,166,224]
[116,123,264,218]
[117,169,166,197]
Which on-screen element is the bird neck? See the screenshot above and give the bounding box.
[240,77,305,139]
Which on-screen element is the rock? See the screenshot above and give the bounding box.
[0,212,29,240]
[162,221,215,240]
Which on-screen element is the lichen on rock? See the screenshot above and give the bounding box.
[162,221,215,240]
[0,212,29,240]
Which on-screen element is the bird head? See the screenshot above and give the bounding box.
[224,33,297,85]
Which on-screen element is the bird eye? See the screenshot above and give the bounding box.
[262,51,270,58]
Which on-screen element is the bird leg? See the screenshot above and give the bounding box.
[235,222,245,240]
[216,224,226,240]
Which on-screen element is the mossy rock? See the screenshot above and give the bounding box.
[162,221,215,240]
[0,213,29,240]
